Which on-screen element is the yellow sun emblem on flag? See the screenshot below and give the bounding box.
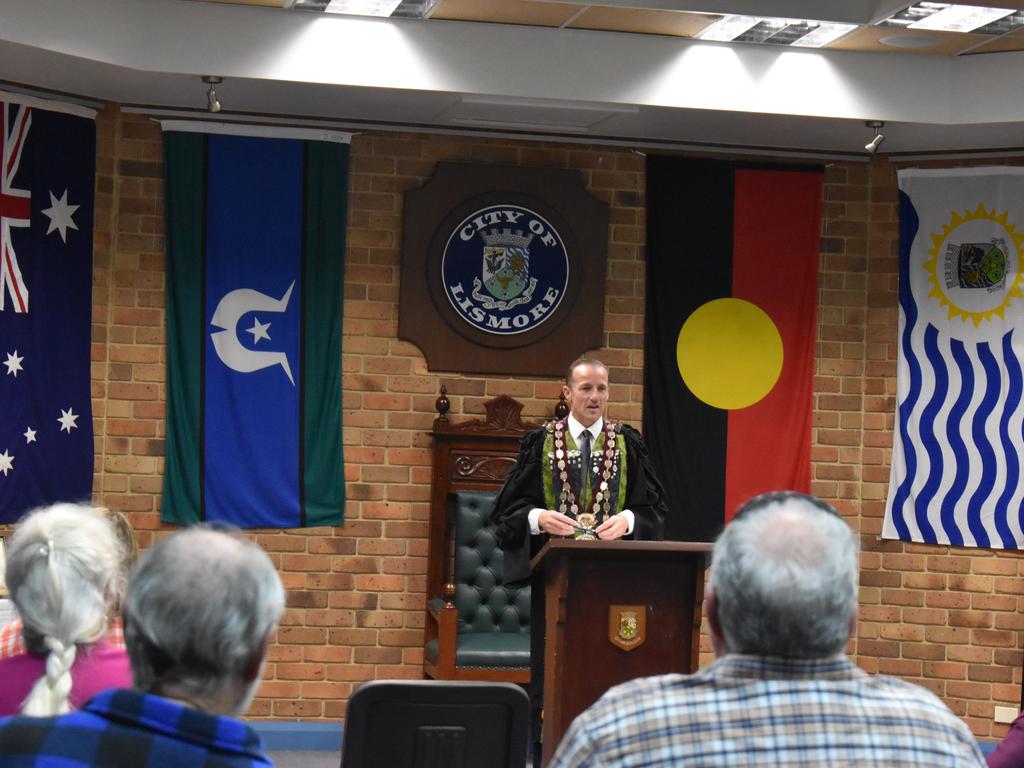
[923,203,1024,327]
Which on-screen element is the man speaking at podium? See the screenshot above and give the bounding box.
[491,355,668,754]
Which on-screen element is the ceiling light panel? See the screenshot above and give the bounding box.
[792,22,858,48]
[880,3,1020,34]
[912,5,1013,32]
[696,14,760,41]
[965,11,1024,35]
[390,0,440,19]
[696,14,856,47]
[324,0,403,16]
[733,18,805,45]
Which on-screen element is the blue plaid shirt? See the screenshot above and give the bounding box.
[0,689,273,767]
[550,654,986,767]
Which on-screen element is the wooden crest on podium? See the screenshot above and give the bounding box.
[608,604,646,651]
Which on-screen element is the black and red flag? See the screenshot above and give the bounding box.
[643,156,823,541]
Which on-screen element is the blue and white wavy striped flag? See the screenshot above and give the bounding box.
[885,167,1024,549]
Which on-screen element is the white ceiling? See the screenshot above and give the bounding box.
[2,0,1024,159]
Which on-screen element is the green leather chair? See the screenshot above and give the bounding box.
[424,490,530,682]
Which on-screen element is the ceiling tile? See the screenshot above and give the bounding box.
[191,0,287,6]
[963,33,1024,53]
[827,24,987,54]
[568,7,719,37]
[431,0,583,27]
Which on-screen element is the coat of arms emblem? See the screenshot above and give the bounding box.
[482,228,534,301]
[946,239,1008,291]
[441,203,569,336]
[474,228,538,310]
[608,604,646,651]
[618,612,638,640]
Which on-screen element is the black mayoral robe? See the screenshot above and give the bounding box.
[489,421,668,744]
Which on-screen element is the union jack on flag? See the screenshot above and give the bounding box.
[885,167,1024,549]
[0,96,96,522]
[1,103,31,312]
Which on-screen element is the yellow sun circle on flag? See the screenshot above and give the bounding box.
[676,298,783,410]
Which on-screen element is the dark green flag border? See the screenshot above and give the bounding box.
[163,132,206,523]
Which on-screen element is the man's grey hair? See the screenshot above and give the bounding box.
[708,492,859,659]
[122,527,285,713]
[5,503,124,715]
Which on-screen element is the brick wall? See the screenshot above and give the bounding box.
[9,103,1024,736]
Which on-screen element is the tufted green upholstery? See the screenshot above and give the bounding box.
[424,490,530,672]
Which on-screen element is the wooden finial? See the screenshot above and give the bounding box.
[555,391,569,419]
[442,580,456,609]
[436,385,450,420]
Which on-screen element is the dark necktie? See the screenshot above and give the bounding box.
[579,429,592,496]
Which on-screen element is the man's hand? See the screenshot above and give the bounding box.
[596,513,629,540]
[538,510,577,537]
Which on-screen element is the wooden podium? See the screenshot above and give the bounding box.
[531,539,713,766]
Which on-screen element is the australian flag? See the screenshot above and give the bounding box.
[0,99,96,523]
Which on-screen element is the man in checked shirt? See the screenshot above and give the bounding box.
[550,491,985,767]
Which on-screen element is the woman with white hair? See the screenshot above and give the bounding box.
[0,507,137,658]
[0,503,132,716]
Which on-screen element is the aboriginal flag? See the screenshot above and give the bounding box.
[643,157,822,541]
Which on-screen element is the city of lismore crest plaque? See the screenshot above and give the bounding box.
[400,162,608,376]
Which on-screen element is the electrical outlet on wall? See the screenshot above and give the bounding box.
[995,706,1019,724]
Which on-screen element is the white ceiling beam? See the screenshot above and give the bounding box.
[1,0,1022,155]
[0,0,1016,125]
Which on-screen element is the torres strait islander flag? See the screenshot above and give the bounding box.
[160,123,349,528]
[885,168,1024,550]
[644,157,822,541]
[0,95,96,523]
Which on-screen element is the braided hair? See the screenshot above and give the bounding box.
[5,504,122,715]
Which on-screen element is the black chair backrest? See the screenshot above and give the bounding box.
[340,680,530,768]
[450,490,530,634]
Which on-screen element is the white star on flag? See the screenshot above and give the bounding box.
[247,317,271,343]
[0,450,13,476]
[57,407,79,433]
[24,427,36,444]
[41,188,80,243]
[4,350,24,376]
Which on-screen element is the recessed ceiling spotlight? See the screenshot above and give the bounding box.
[879,34,940,47]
